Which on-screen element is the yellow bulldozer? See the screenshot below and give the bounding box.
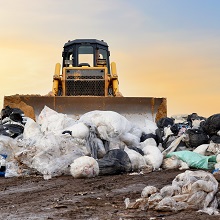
[3,39,167,126]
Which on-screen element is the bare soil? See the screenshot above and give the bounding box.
[0,169,219,220]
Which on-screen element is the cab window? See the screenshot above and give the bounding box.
[78,46,94,67]
[98,48,107,60]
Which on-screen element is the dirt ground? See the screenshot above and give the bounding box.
[0,169,219,220]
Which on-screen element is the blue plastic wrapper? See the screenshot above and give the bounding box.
[0,154,7,177]
[0,171,5,177]
[0,154,7,159]
[212,168,220,174]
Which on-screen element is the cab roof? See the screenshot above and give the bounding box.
[64,39,108,48]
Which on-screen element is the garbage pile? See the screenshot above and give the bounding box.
[0,105,220,180]
[125,170,219,215]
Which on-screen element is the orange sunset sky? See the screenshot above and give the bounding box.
[1,0,220,118]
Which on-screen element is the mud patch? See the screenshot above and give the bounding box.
[0,170,219,219]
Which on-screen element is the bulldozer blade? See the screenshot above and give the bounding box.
[3,95,167,127]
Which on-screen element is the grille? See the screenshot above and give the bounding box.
[65,69,105,96]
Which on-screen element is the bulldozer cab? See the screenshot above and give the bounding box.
[53,39,115,97]
[62,39,111,73]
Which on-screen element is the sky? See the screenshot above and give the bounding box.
[1,0,220,118]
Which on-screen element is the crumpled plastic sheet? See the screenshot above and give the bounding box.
[0,135,20,159]
[1,108,89,180]
[125,170,219,215]
[15,133,86,180]
[37,106,76,134]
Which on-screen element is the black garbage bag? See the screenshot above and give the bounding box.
[0,124,24,138]
[155,128,164,145]
[97,149,132,175]
[9,112,23,123]
[170,124,180,136]
[201,113,220,136]
[184,129,209,148]
[0,125,12,137]
[1,106,25,138]
[1,106,25,124]
[1,106,13,119]
[140,132,158,144]
[187,113,206,128]
[156,117,174,129]
[155,117,175,147]
[187,113,200,126]
[155,125,178,149]
[210,135,220,144]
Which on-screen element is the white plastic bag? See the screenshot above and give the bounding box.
[142,144,163,169]
[124,146,146,172]
[37,106,76,134]
[70,156,99,178]
[79,110,133,140]
[63,122,90,139]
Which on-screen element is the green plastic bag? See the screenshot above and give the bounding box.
[166,151,217,169]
